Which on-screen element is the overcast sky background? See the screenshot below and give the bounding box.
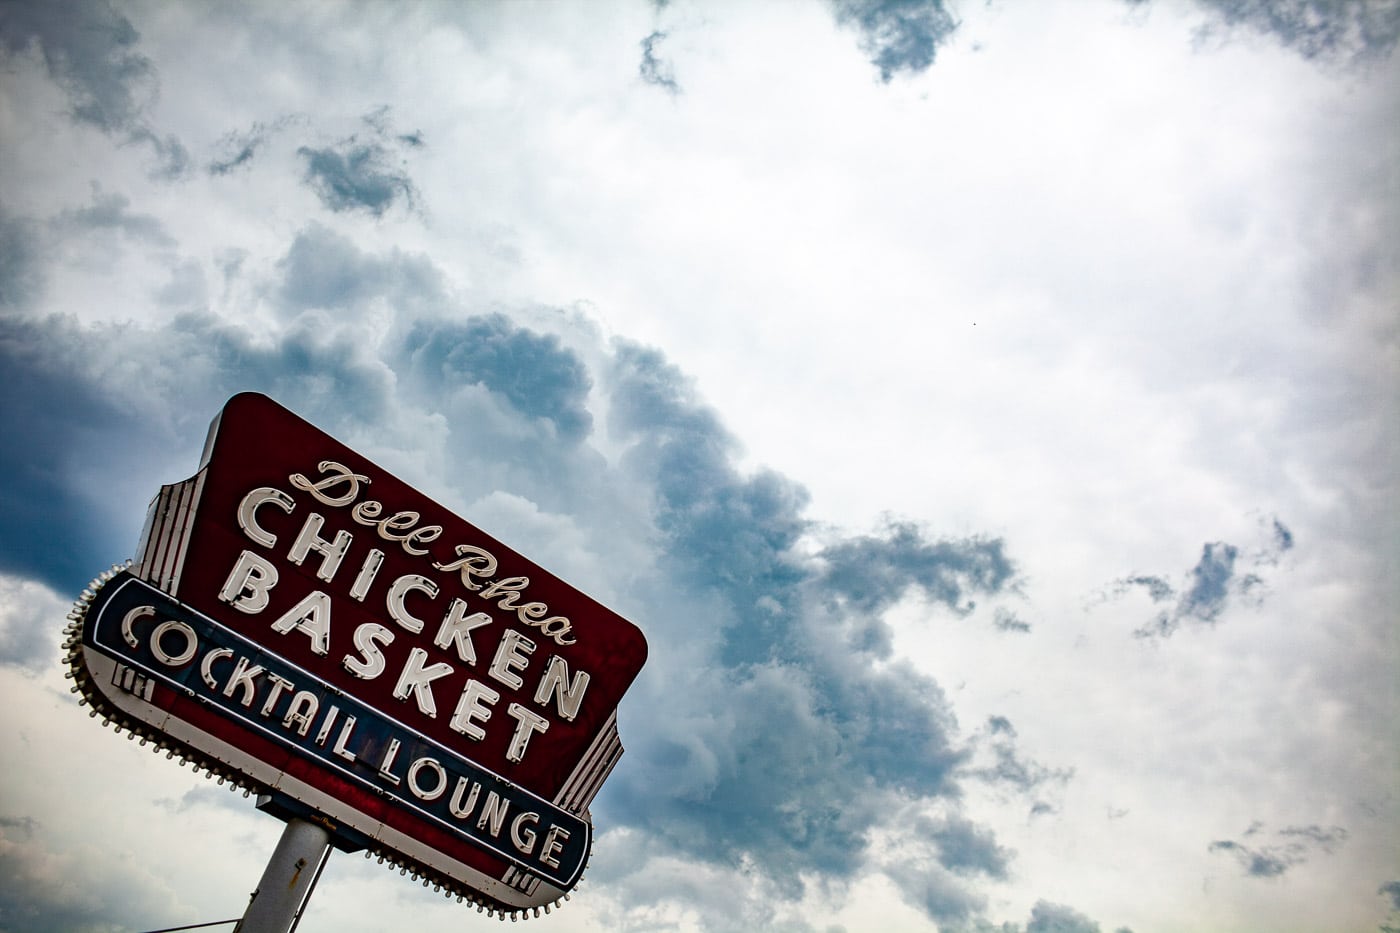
[0,1,1397,931]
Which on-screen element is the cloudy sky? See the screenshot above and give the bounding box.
[1,0,1397,931]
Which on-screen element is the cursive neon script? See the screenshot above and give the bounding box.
[289,460,575,645]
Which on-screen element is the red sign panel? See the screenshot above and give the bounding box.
[68,393,648,917]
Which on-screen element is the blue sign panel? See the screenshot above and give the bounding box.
[83,571,590,889]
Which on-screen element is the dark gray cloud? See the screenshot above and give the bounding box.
[887,864,987,925]
[994,607,1032,633]
[1277,823,1348,849]
[926,814,1013,879]
[1115,574,1176,603]
[0,313,152,592]
[1025,900,1106,933]
[968,900,1125,933]
[0,308,392,595]
[1377,874,1400,924]
[51,187,176,248]
[156,259,207,310]
[276,222,444,315]
[639,30,680,94]
[596,343,1013,907]
[0,207,45,309]
[620,666,891,885]
[125,126,189,180]
[154,310,397,432]
[1133,614,1172,639]
[1176,541,1238,623]
[587,834,825,933]
[401,314,595,443]
[1208,823,1348,877]
[0,0,150,132]
[832,0,960,82]
[209,138,260,176]
[970,715,1074,794]
[208,121,276,176]
[1132,541,1239,637]
[0,0,187,178]
[821,520,1017,621]
[1263,517,1295,563]
[1100,518,1294,637]
[1179,0,1400,64]
[356,106,427,151]
[608,342,814,667]
[298,142,417,216]
[1207,839,1290,877]
[600,339,1024,914]
[886,819,1098,930]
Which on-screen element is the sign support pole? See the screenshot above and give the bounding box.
[234,818,333,933]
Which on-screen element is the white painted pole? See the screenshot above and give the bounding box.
[234,818,333,933]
